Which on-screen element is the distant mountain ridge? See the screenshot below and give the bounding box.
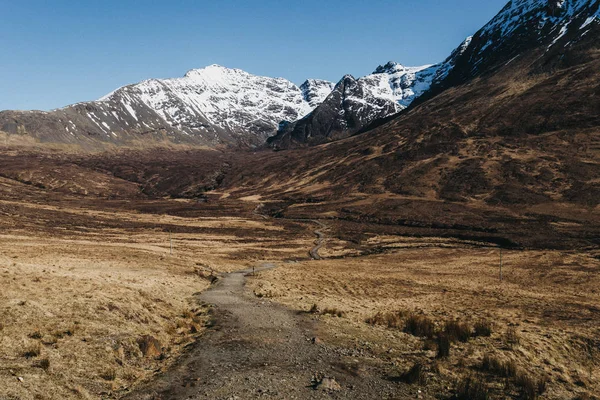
[0,61,440,149]
[1,0,598,150]
[267,41,473,149]
[0,65,335,148]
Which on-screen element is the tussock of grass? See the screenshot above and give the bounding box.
[515,369,548,400]
[454,374,488,400]
[37,358,50,371]
[444,320,472,343]
[505,326,521,348]
[306,303,345,317]
[28,330,43,339]
[474,320,493,337]
[481,354,548,399]
[365,310,407,329]
[100,368,116,381]
[437,334,451,359]
[404,313,435,338]
[400,362,426,385]
[322,308,345,318]
[23,342,42,359]
[481,353,517,378]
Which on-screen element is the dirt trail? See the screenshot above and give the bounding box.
[123,263,410,400]
[252,203,327,260]
[309,220,327,260]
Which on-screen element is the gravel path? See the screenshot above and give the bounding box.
[122,263,412,400]
[309,220,327,260]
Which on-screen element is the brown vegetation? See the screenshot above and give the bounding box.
[248,244,600,398]
[454,374,489,400]
[403,313,436,339]
[0,186,314,399]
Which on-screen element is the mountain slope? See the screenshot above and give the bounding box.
[220,0,600,249]
[0,65,334,148]
[268,0,600,149]
[423,0,600,96]
[266,61,455,148]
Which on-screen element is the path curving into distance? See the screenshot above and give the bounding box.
[308,220,327,261]
[251,203,328,261]
[123,262,408,399]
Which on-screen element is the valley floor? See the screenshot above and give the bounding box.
[0,173,598,399]
[0,192,313,400]
[248,244,600,399]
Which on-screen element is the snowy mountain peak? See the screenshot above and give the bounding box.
[372,61,433,76]
[268,60,451,148]
[340,74,357,82]
[477,0,600,51]
[481,0,599,36]
[183,64,251,83]
[21,65,337,147]
[93,65,338,145]
[373,61,403,74]
[300,79,335,108]
[423,0,600,92]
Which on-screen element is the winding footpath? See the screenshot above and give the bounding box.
[123,262,409,399]
[309,220,327,261]
[122,214,411,399]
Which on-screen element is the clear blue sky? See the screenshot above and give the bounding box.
[0,0,508,111]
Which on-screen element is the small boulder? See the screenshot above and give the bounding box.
[314,376,341,392]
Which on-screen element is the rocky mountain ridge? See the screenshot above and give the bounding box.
[0,65,335,148]
[268,0,600,149]
[1,0,598,150]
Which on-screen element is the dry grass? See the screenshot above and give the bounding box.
[322,308,345,318]
[473,319,493,337]
[403,313,435,339]
[481,353,517,378]
[481,353,549,398]
[505,326,521,348]
[37,358,51,371]
[437,334,451,359]
[99,368,117,382]
[22,342,42,359]
[0,197,310,399]
[248,244,600,398]
[399,362,426,385]
[455,374,489,400]
[444,319,472,343]
[2,169,598,399]
[365,310,408,329]
[307,304,345,317]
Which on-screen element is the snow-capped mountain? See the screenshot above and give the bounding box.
[0,65,334,147]
[2,0,597,150]
[268,0,599,149]
[97,65,333,143]
[480,0,599,45]
[431,0,600,90]
[369,62,441,108]
[266,56,469,148]
[300,79,336,108]
[267,63,439,148]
